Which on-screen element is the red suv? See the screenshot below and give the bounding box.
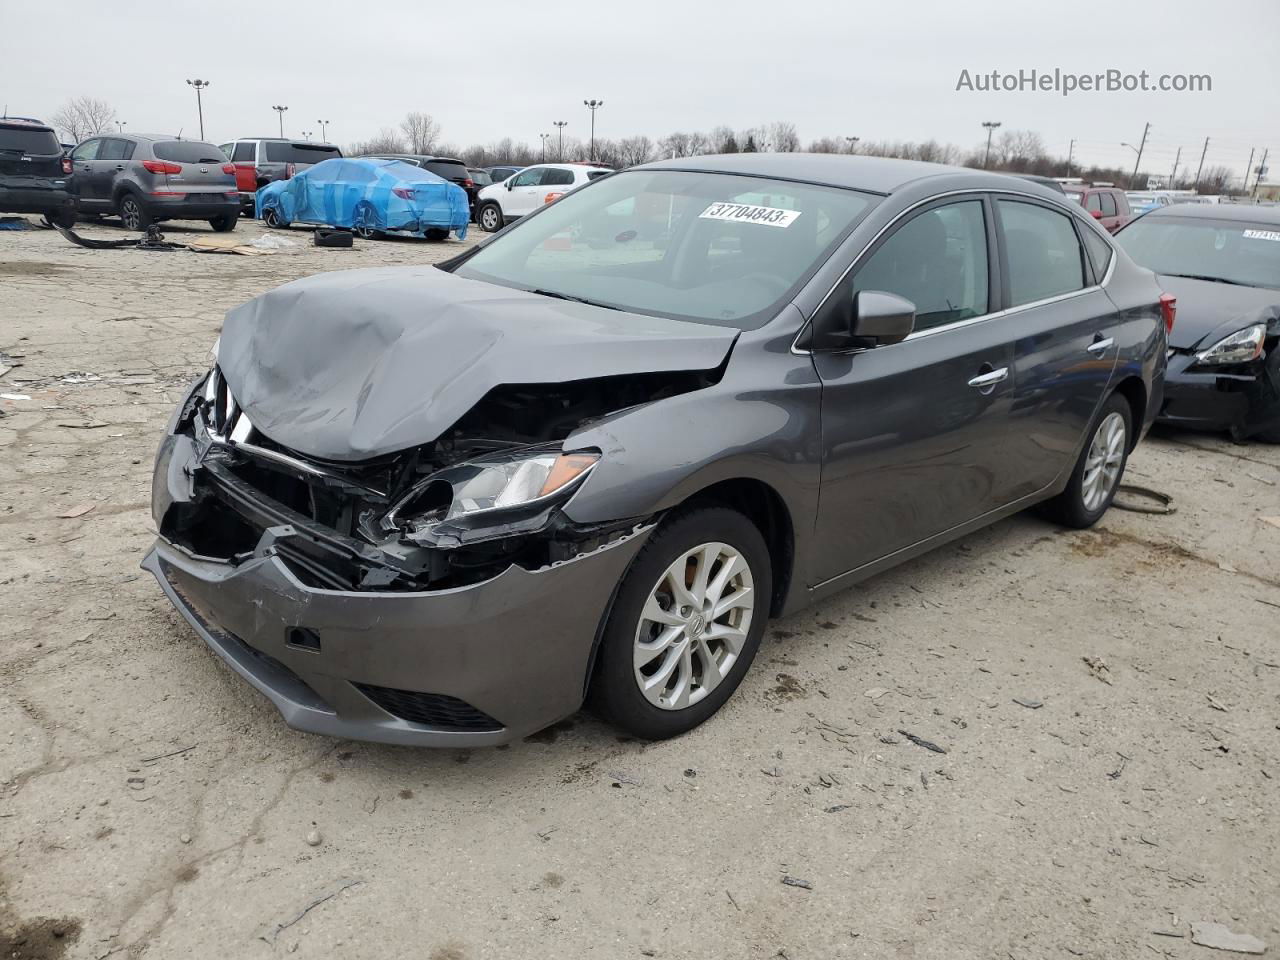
[1063,185,1131,234]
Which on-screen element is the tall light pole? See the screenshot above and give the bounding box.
[1065,138,1076,178]
[981,121,1001,169]
[583,99,603,161]
[186,80,210,140]
[553,121,568,161]
[845,136,860,154]
[1252,148,1269,199]
[317,119,330,142]
[1193,136,1210,190]
[539,132,551,161]
[1126,122,1150,189]
[116,121,127,133]
[272,105,288,139]
[302,130,313,142]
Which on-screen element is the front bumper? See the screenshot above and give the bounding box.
[144,431,650,746]
[1159,349,1280,438]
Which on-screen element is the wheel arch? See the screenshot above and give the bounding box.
[1111,375,1147,449]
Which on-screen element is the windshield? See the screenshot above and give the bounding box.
[1116,217,1280,290]
[265,142,341,163]
[153,140,226,163]
[454,169,877,328]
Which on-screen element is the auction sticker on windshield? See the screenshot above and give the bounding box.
[699,201,801,228]
[1242,229,1280,242]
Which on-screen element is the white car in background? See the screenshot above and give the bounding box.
[475,162,612,232]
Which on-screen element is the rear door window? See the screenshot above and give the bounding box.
[1081,227,1114,280]
[1099,193,1118,217]
[1084,193,1103,213]
[542,168,575,187]
[852,200,990,331]
[98,139,134,161]
[153,141,226,163]
[0,124,61,155]
[423,160,468,181]
[997,199,1088,306]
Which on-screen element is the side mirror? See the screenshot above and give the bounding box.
[1091,209,1105,219]
[506,180,514,191]
[851,290,916,345]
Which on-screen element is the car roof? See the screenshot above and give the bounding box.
[372,154,465,163]
[634,152,1067,197]
[522,162,611,171]
[1140,203,1280,225]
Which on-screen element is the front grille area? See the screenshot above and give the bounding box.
[352,683,503,732]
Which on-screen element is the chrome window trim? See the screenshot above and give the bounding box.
[791,187,1111,356]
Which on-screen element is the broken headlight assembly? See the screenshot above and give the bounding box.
[1195,323,1266,366]
[383,446,600,545]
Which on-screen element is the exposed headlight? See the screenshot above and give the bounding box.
[388,446,600,530]
[1195,324,1266,365]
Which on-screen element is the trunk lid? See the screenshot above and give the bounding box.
[151,140,235,197]
[0,122,64,180]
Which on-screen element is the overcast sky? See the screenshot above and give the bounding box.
[3,0,1276,182]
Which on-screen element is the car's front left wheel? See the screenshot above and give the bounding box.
[589,506,771,740]
[478,202,504,233]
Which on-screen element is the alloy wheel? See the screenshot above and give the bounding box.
[481,206,500,231]
[121,198,140,230]
[1081,411,1126,512]
[633,542,755,711]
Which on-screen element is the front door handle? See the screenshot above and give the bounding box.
[1087,337,1115,355]
[967,367,1009,389]
[114,164,124,170]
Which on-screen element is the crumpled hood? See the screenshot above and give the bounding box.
[1159,275,1280,350]
[218,266,737,461]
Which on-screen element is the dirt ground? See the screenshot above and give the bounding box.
[1,215,1277,960]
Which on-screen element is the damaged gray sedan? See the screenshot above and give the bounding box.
[146,154,1167,746]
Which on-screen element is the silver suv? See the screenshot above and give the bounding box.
[69,134,240,232]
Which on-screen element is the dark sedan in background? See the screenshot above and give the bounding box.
[70,133,240,231]
[1116,204,1280,441]
[146,154,1167,747]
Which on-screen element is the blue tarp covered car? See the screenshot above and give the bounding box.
[256,157,469,240]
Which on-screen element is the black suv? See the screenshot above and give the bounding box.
[0,118,76,227]
[70,134,240,231]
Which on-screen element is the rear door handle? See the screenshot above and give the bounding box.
[967,367,1009,389]
[114,164,124,170]
[1087,337,1115,355]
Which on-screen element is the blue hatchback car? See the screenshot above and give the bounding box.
[256,157,470,240]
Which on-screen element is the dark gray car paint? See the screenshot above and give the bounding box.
[218,266,738,462]
[147,154,1166,745]
[1152,275,1280,351]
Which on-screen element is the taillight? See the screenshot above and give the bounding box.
[61,156,72,175]
[544,192,564,204]
[463,178,475,188]
[1159,293,1176,334]
[221,163,235,174]
[141,160,182,175]
[285,163,296,178]
[392,187,415,199]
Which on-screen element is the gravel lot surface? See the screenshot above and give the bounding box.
[2,216,1278,960]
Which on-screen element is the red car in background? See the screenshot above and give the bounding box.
[217,138,342,215]
[1063,184,1132,233]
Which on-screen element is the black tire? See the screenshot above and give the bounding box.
[118,193,151,231]
[478,202,504,233]
[424,227,450,242]
[261,206,284,228]
[1040,392,1133,528]
[588,506,772,740]
[50,207,78,229]
[209,215,237,233]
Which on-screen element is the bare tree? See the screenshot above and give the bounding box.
[617,135,655,167]
[350,128,408,155]
[994,129,1047,170]
[708,125,736,153]
[657,132,693,159]
[51,96,116,144]
[400,112,442,154]
[1197,164,1234,194]
[807,136,844,154]
[767,121,800,152]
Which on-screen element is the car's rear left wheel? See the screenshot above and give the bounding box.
[209,215,237,233]
[589,507,771,740]
[118,194,150,231]
[1041,392,1132,528]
